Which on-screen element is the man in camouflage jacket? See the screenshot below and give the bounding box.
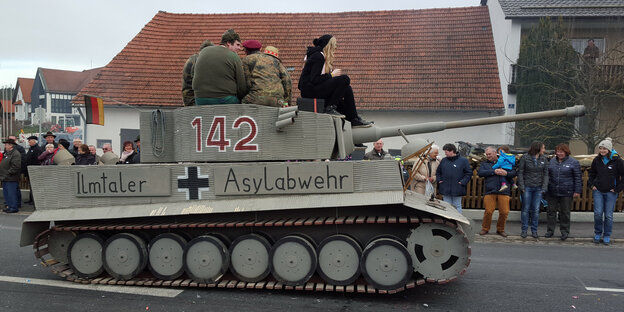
[181,40,213,106]
[242,43,292,107]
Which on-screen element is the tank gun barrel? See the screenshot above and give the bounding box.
[352,105,586,144]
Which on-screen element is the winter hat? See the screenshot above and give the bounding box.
[264,46,279,59]
[58,138,70,150]
[313,34,333,49]
[242,40,262,50]
[598,137,613,151]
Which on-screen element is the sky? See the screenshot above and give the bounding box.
[0,0,478,88]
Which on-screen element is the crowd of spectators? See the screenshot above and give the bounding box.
[1,132,142,212]
[400,138,622,245]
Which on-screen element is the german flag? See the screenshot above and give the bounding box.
[84,95,104,125]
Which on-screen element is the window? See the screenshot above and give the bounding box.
[570,38,605,61]
[51,98,72,113]
[96,139,112,148]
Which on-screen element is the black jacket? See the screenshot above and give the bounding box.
[436,155,472,196]
[117,151,138,164]
[131,151,140,164]
[588,152,624,193]
[478,159,517,196]
[75,153,97,165]
[517,154,549,192]
[24,144,43,176]
[298,47,332,95]
[548,156,582,197]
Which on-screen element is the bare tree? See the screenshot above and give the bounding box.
[571,40,624,153]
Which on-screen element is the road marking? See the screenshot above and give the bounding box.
[0,275,184,298]
[586,287,624,293]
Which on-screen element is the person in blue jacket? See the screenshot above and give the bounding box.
[588,138,624,245]
[436,143,472,213]
[545,143,581,241]
[492,145,516,191]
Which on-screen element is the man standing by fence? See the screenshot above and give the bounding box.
[478,146,517,237]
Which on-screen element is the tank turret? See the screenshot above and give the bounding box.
[140,105,585,162]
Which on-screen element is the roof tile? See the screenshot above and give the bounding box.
[76,7,503,111]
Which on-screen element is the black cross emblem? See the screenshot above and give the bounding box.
[177,166,210,200]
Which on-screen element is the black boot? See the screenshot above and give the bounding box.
[350,116,372,128]
[324,105,345,118]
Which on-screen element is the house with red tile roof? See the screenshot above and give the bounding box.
[31,67,102,141]
[76,6,506,152]
[12,77,35,122]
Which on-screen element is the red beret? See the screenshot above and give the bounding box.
[243,40,262,49]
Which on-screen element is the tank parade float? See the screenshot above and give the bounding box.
[21,104,585,294]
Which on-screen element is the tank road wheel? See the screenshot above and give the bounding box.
[103,233,148,280]
[184,235,230,284]
[360,237,413,291]
[49,231,76,264]
[67,233,105,278]
[148,233,187,280]
[229,234,271,282]
[270,235,317,286]
[407,223,470,282]
[316,234,362,286]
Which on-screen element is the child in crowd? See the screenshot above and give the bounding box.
[492,145,516,191]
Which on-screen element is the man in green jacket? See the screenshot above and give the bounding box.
[193,29,247,105]
[1,138,22,213]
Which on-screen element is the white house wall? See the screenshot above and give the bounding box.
[84,106,141,154]
[488,0,522,145]
[14,88,27,121]
[359,111,508,153]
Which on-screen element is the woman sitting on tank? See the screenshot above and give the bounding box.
[298,34,372,128]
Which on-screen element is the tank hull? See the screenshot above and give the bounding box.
[23,160,471,293]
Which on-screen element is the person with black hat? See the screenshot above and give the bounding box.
[23,135,43,205]
[132,136,141,163]
[54,139,75,165]
[1,138,22,213]
[298,34,371,128]
[41,131,58,148]
[193,29,247,105]
[241,41,292,107]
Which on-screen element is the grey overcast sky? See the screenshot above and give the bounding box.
[0,0,478,87]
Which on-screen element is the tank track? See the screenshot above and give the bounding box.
[33,214,470,295]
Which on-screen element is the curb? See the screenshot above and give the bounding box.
[463,209,623,223]
[474,234,622,247]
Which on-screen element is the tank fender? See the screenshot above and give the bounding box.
[403,190,470,225]
[20,221,50,247]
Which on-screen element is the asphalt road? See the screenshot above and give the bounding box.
[1,213,623,312]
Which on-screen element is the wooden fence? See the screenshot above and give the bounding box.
[460,168,624,212]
